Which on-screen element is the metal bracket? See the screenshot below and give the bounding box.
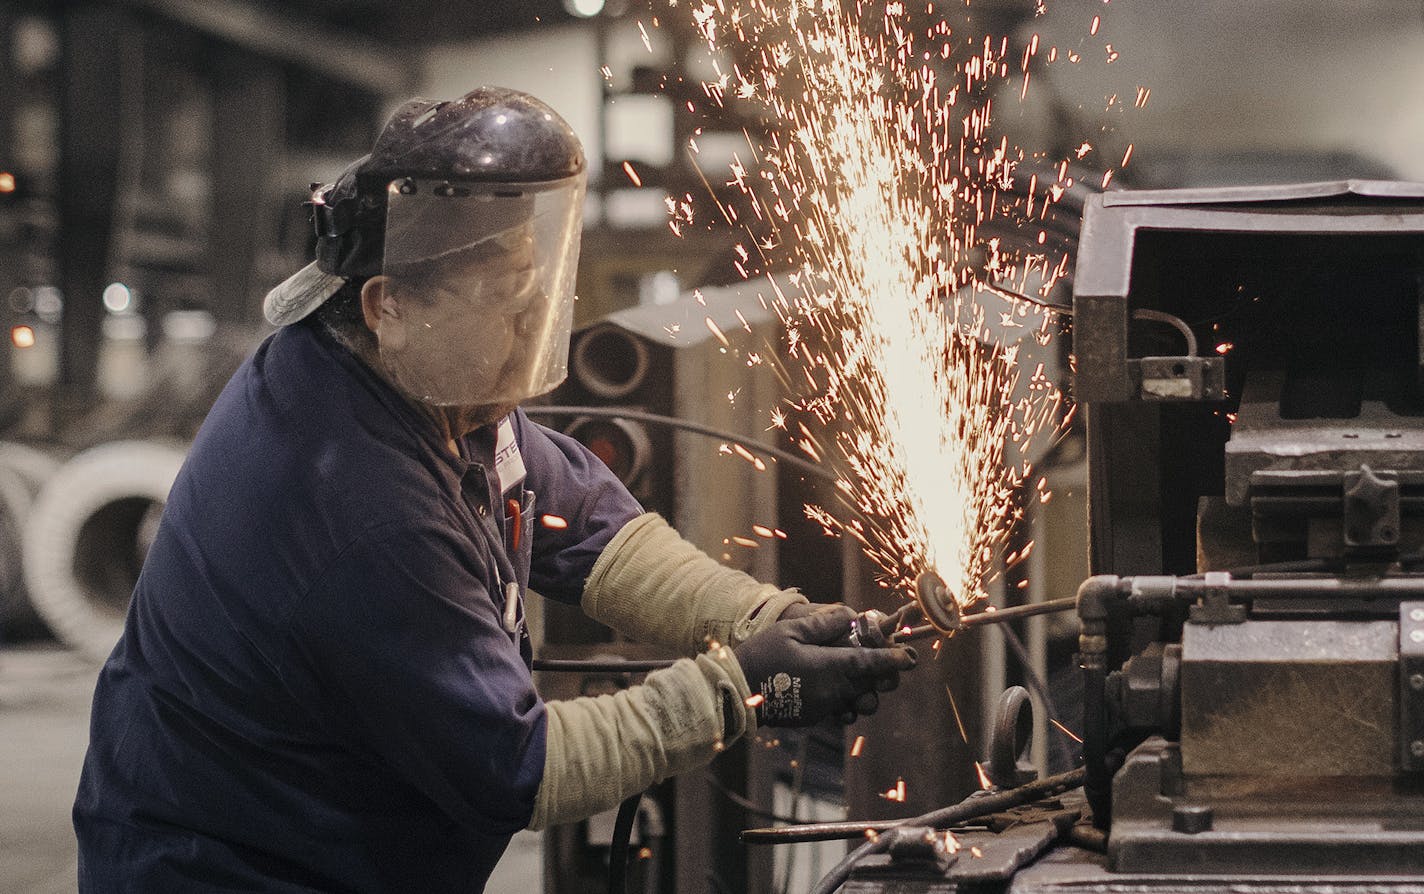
[1344,465,1400,550]
[1402,601,1424,772]
[1188,571,1247,625]
[1130,356,1225,401]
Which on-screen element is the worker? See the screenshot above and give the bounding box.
[74,87,916,892]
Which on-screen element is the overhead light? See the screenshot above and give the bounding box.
[102,282,132,314]
[563,0,605,17]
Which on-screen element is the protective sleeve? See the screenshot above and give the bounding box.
[513,410,644,605]
[581,512,809,655]
[529,644,754,830]
[290,520,546,834]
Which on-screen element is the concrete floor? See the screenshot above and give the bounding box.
[0,642,541,893]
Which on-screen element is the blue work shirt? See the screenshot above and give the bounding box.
[74,320,642,892]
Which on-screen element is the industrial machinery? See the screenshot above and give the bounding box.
[792,181,1424,892]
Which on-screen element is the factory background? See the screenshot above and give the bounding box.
[3,1,1423,892]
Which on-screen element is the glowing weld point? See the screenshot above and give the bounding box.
[850,735,865,757]
[622,161,643,187]
[540,514,569,529]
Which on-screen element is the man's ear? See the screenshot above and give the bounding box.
[360,276,400,335]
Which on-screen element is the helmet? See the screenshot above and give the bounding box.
[264,86,585,326]
[263,87,587,408]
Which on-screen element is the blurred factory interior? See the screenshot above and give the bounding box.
[4,1,1424,892]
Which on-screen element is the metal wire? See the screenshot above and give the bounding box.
[523,405,835,483]
[1130,308,1198,357]
[802,768,1087,894]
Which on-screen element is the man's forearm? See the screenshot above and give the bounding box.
[581,513,808,654]
[528,646,754,830]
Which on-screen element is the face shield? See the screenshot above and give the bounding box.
[376,174,584,407]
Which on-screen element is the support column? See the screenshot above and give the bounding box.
[57,3,126,404]
[210,48,283,324]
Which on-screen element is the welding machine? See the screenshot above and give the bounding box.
[821,181,1424,893]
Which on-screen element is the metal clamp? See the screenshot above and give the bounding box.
[1401,601,1424,772]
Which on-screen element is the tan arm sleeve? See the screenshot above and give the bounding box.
[528,645,755,830]
[582,512,808,655]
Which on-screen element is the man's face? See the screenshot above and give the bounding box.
[370,223,558,409]
[391,228,545,396]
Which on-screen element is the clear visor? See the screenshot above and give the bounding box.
[378,175,583,407]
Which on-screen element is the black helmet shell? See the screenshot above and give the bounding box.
[312,86,585,278]
[365,87,584,185]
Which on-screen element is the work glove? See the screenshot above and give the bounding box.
[583,513,809,654]
[775,601,825,622]
[733,605,917,727]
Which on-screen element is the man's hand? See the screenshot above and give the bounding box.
[775,601,825,622]
[733,605,917,727]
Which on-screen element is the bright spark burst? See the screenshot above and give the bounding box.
[671,1,1107,605]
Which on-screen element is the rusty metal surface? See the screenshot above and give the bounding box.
[1224,371,1424,506]
[1179,619,1397,777]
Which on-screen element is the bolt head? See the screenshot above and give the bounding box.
[1412,673,1424,692]
[1412,608,1424,623]
[1411,740,1424,759]
[1171,805,1213,835]
[1412,630,1424,644]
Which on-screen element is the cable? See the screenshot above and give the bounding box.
[523,405,835,484]
[532,658,675,673]
[703,771,808,825]
[1130,308,1198,357]
[607,793,641,894]
[998,624,1065,741]
[982,283,1072,313]
[803,768,1086,894]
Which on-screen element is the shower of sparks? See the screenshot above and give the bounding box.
[658,1,1122,606]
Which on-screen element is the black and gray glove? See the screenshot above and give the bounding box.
[733,605,917,727]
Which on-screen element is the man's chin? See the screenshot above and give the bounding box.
[457,402,520,431]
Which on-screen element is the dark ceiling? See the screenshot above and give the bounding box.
[259,0,580,43]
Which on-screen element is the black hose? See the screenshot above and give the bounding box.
[703,771,807,825]
[608,793,641,894]
[999,624,1065,742]
[533,658,675,673]
[523,405,835,484]
[802,768,1086,893]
